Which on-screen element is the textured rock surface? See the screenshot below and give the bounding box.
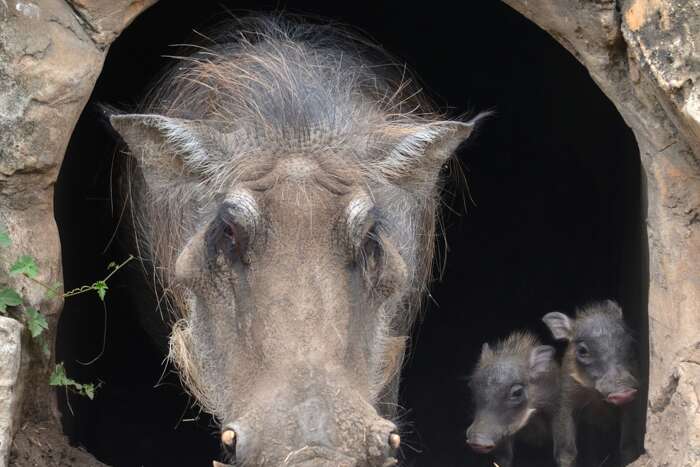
[0,1,155,466]
[504,1,700,466]
[0,318,22,464]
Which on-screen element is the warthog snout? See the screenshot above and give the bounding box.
[219,380,400,466]
[220,418,400,466]
[596,368,639,406]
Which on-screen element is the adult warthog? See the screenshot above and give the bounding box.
[110,16,480,467]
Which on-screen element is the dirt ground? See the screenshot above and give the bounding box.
[10,420,105,467]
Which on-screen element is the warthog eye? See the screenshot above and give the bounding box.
[205,203,249,267]
[362,225,381,257]
[223,223,236,241]
[359,223,383,275]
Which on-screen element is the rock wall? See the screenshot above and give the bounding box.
[503,0,700,466]
[0,318,21,463]
[0,1,154,466]
[0,0,697,466]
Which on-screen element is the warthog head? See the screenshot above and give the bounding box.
[110,17,480,466]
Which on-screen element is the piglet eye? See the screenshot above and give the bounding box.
[576,343,590,360]
[509,384,524,400]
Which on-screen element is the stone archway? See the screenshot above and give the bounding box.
[0,1,697,466]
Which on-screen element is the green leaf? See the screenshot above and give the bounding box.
[0,287,22,314]
[0,225,10,248]
[83,384,95,400]
[93,281,108,301]
[49,363,98,399]
[9,255,39,279]
[49,363,70,387]
[43,281,63,300]
[23,307,48,338]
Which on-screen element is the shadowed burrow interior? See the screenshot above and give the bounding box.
[53,1,647,466]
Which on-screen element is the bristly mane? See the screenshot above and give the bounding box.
[575,299,623,319]
[144,14,440,157]
[476,331,540,369]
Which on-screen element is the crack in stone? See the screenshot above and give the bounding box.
[62,0,101,48]
[649,369,680,413]
[46,16,89,47]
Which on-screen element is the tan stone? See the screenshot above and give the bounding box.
[0,317,22,465]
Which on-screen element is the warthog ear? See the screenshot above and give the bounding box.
[375,116,484,186]
[109,113,231,177]
[529,345,555,376]
[542,312,574,341]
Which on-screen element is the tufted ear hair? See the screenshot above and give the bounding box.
[373,115,485,186]
[109,113,236,179]
[480,342,493,361]
[601,299,623,320]
[542,312,574,341]
[529,345,555,377]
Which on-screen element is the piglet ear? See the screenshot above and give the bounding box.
[529,345,555,376]
[480,342,493,360]
[542,312,574,341]
[603,299,624,320]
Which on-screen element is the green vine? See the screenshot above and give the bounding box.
[0,222,133,399]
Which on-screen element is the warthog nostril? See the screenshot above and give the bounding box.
[388,433,400,450]
[221,429,236,448]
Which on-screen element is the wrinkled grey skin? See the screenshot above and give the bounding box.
[543,300,640,467]
[109,17,479,467]
[466,332,559,467]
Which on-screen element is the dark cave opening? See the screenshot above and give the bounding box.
[54,1,646,466]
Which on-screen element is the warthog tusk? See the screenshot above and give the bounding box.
[213,461,233,467]
[388,433,400,449]
[221,429,236,447]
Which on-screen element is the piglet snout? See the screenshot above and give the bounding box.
[466,432,496,454]
[606,388,637,405]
